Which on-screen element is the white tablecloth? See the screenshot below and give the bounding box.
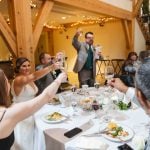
[34,88,150,150]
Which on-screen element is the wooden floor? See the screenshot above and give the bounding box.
[67,72,105,87]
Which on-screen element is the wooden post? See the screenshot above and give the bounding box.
[12,0,35,69]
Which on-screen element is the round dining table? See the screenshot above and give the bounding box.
[34,86,150,150]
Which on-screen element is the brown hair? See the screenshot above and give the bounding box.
[39,52,46,63]
[127,52,138,60]
[15,57,30,73]
[0,69,11,107]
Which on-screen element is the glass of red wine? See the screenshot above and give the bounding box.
[92,100,100,119]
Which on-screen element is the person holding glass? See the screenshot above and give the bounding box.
[11,57,61,150]
[72,29,103,88]
[0,69,67,149]
[35,52,62,94]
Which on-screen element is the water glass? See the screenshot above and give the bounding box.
[104,66,114,84]
[94,82,100,90]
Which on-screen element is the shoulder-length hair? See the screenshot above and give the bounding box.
[0,69,11,107]
[15,57,30,73]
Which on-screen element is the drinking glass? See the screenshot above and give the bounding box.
[94,82,100,90]
[104,66,114,84]
[71,101,78,112]
[71,85,77,93]
[92,100,100,119]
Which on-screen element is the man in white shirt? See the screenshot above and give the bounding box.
[109,78,140,105]
[110,58,150,150]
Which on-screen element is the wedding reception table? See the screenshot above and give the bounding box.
[34,87,150,150]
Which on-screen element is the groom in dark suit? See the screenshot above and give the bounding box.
[72,30,103,87]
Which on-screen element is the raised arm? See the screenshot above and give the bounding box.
[13,62,60,95]
[0,72,67,138]
[72,30,82,51]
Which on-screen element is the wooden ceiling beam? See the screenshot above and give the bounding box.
[53,0,132,20]
[0,12,17,57]
[33,0,54,52]
[122,19,135,51]
[133,0,143,16]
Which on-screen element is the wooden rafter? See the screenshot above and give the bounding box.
[12,0,35,68]
[0,12,17,57]
[133,0,143,16]
[122,19,135,51]
[33,1,54,52]
[53,0,132,20]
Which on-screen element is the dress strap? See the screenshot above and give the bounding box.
[0,110,6,122]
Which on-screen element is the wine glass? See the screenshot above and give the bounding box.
[71,85,77,93]
[94,82,100,90]
[92,100,100,119]
[104,66,114,84]
[72,101,77,111]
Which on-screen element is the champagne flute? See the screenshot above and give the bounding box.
[104,66,114,84]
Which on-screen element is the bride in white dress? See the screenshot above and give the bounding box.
[11,57,60,150]
[11,81,38,150]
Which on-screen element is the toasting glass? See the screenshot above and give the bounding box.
[104,66,114,84]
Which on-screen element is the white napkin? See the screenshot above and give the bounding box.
[75,137,109,150]
[132,135,146,150]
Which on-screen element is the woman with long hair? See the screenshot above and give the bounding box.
[11,57,61,150]
[0,69,67,150]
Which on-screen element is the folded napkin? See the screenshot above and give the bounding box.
[132,135,146,150]
[44,121,94,150]
[75,137,109,150]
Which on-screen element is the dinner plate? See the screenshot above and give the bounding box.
[41,112,67,124]
[102,124,134,142]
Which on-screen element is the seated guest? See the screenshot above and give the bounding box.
[11,57,60,150]
[122,52,138,75]
[134,58,150,149]
[35,52,61,94]
[110,50,150,105]
[120,52,138,87]
[0,69,67,149]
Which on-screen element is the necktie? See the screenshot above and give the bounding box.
[84,45,93,69]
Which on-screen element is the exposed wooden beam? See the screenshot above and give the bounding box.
[122,19,135,51]
[54,0,132,20]
[13,0,35,68]
[133,0,143,16]
[0,12,17,57]
[33,0,54,52]
[123,20,131,49]
[7,0,16,34]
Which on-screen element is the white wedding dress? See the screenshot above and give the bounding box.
[11,81,38,150]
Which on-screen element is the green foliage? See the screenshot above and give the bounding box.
[117,101,131,110]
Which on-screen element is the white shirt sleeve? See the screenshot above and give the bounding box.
[126,87,135,100]
[126,87,141,106]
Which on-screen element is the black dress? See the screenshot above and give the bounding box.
[0,110,14,150]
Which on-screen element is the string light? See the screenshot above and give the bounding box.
[70,17,118,27]
[45,17,119,30]
[44,24,65,30]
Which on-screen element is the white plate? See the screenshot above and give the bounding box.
[41,112,67,124]
[103,124,134,142]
